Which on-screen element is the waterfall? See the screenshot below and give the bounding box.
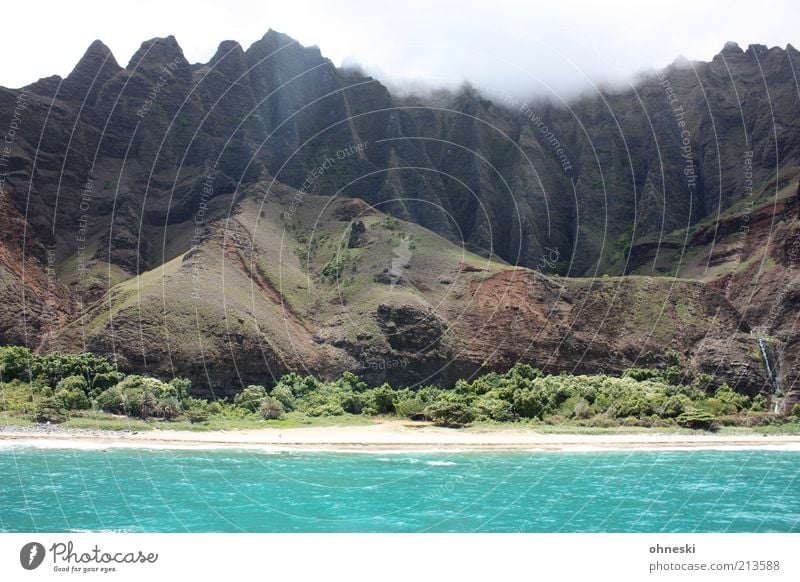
[757,338,781,413]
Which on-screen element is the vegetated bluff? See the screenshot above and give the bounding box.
[0,31,797,405]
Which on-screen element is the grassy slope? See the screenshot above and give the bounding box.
[50,181,509,385]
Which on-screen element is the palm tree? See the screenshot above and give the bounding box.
[138,391,157,420]
[259,398,284,420]
[157,397,182,421]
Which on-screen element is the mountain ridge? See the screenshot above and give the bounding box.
[0,30,797,408]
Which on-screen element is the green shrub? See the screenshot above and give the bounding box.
[34,397,67,424]
[321,260,343,279]
[751,394,768,412]
[56,375,89,395]
[95,387,125,414]
[701,397,738,416]
[91,371,124,392]
[623,368,662,382]
[380,215,399,230]
[415,386,446,404]
[714,384,750,411]
[55,387,91,410]
[169,377,192,402]
[207,401,225,415]
[0,380,36,412]
[508,363,543,381]
[185,404,210,424]
[612,395,652,418]
[676,411,716,430]
[665,349,681,367]
[792,403,800,419]
[336,371,368,393]
[425,401,473,427]
[662,365,684,386]
[234,385,268,412]
[366,384,396,414]
[395,397,426,419]
[115,375,171,399]
[270,385,296,412]
[692,373,715,392]
[661,395,687,418]
[472,396,514,422]
[513,388,551,419]
[274,373,320,398]
[304,400,345,417]
[297,386,345,416]
[340,391,366,414]
[0,346,34,381]
[464,373,503,396]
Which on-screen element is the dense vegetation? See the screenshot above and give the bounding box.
[0,346,796,430]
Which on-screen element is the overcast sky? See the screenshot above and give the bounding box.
[4,0,799,99]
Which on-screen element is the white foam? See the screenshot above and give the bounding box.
[2,437,800,454]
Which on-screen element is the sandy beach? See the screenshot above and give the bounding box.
[2,421,800,452]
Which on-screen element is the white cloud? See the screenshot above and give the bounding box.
[3,0,798,100]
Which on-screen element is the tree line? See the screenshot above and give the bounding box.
[1,346,795,429]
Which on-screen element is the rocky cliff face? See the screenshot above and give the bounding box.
[5,33,800,277]
[0,31,797,398]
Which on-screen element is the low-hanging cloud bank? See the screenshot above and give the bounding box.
[2,0,798,102]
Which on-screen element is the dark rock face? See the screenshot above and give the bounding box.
[4,33,800,284]
[376,303,445,352]
[689,337,766,397]
[347,221,367,248]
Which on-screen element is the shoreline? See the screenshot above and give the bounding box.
[2,422,800,452]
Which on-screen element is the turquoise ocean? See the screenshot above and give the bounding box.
[1,447,798,532]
